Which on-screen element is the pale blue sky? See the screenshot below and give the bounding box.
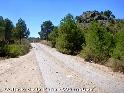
[0,0,124,37]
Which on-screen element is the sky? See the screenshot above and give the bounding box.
[0,0,124,37]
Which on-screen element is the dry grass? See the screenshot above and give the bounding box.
[40,40,51,46]
[106,58,124,73]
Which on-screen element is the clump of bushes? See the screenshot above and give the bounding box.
[7,44,24,57]
[0,39,31,58]
[112,30,124,61]
[48,27,58,47]
[54,14,85,55]
[0,45,8,57]
[80,22,113,64]
[106,58,124,72]
[107,29,124,72]
[8,45,30,58]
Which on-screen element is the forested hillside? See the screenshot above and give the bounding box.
[39,10,124,73]
[0,16,30,57]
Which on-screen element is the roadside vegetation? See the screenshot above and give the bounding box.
[0,16,30,58]
[38,10,124,73]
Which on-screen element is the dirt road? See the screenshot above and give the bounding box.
[32,43,124,93]
[0,43,124,93]
[0,46,46,93]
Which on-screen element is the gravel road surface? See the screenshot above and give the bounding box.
[32,43,124,93]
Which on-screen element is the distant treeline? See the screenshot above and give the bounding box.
[38,10,124,73]
[0,16,30,57]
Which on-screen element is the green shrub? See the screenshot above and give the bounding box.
[48,27,58,47]
[56,33,72,54]
[107,58,124,73]
[0,39,30,58]
[0,45,8,57]
[21,39,31,54]
[55,14,85,55]
[7,44,22,57]
[112,30,124,61]
[7,43,30,58]
[108,29,124,73]
[80,22,113,64]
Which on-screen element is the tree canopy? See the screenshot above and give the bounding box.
[76,10,115,25]
[55,14,85,54]
[38,20,54,40]
[15,18,30,43]
[0,17,30,43]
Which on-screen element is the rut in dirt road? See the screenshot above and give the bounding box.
[32,43,124,93]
